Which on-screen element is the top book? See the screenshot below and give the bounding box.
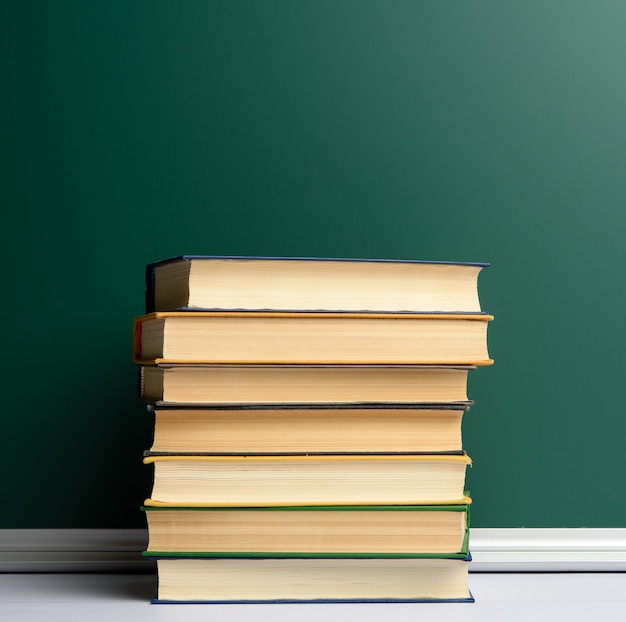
[145,256,489,314]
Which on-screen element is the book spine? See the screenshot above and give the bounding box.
[145,264,156,313]
[133,319,143,361]
[137,366,144,400]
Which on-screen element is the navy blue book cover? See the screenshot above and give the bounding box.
[150,553,475,604]
[145,255,490,314]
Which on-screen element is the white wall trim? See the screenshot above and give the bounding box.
[1,528,626,573]
[469,528,626,572]
[0,529,153,573]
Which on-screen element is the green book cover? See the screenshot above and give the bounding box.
[141,503,471,559]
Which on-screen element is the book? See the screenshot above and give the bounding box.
[142,454,472,506]
[146,403,472,455]
[133,311,493,365]
[142,504,470,557]
[151,556,474,603]
[145,255,489,314]
[139,364,475,405]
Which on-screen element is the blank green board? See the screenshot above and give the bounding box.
[3,1,626,527]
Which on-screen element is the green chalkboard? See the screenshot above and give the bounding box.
[3,1,626,528]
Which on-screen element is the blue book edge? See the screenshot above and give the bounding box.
[148,255,490,268]
[151,593,475,604]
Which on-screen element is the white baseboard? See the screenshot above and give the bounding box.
[469,528,626,572]
[0,529,153,573]
[1,528,626,573]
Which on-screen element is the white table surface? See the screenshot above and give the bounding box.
[1,572,626,621]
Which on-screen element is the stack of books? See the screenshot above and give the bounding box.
[133,255,493,604]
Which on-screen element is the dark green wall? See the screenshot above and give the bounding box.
[3,1,626,528]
